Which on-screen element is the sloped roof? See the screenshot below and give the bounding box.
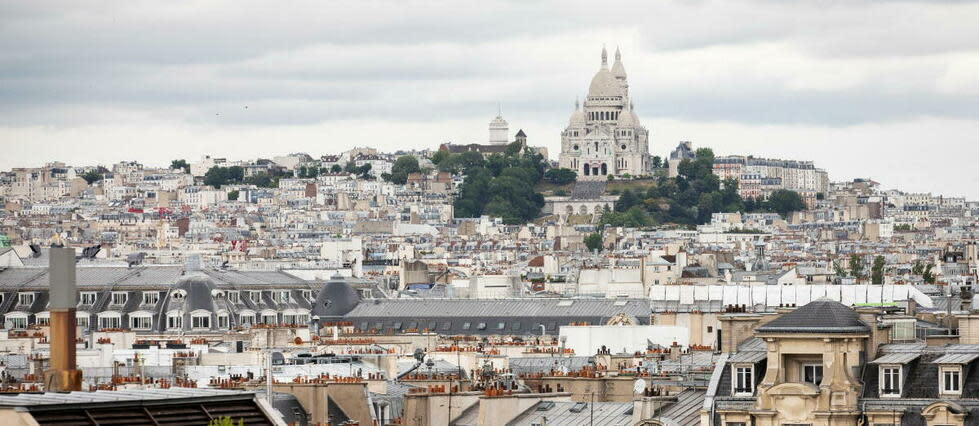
[755,299,869,334]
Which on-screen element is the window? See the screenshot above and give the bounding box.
[77,316,90,329]
[192,315,210,329]
[249,291,262,303]
[17,292,34,306]
[37,317,49,326]
[881,366,901,396]
[142,291,159,305]
[802,363,823,385]
[131,316,152,330]
[726,423,747,426]
[80,292,97,305]
[942,368,961,394]
[217,315,229,329]
[440,322,451,330]
[240,314,254,326]
[273,291,291,303]
[262,314,277,324]
[707,326,713,333]
[300,290,313,301]
[734,365,754,395]
[393,321,403,330]
[227,291,240,303]
[111,292,128,305]
[99,316,121,329]
[477,322,487,330]
[167,315,182,329]
[7,316,27,329]
[497,322,506,330]
[462,322,471,330]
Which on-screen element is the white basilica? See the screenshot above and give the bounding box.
[558,47,651,179]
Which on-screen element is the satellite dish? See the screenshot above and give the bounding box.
[633,379,645,395]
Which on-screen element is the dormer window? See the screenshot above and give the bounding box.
[880,366,901,397]
[227,291,240,303]
[142,291,159,305]
[733,365,754,396]
[111,292,128,305]
[300,290,313,301]
[80,292,97,305]
[941,366,962,395]
[17,292,34,306]
[249,291,262,303]
[272,291,291,303]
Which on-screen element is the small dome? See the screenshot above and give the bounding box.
[588,69,620,98]
[174,273,217,313]
[311,276,360,319]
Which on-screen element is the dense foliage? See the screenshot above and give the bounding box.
[344,162,374,179]
[81,168,105,184]
[543,168,577,185]
[204,166,280,188]
[170,159,190,173]
[451,142,547,224]
[382,155,421,184]
[599,148,808,227]
[584,233,603,252]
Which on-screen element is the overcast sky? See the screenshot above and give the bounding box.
[2,0,979,198]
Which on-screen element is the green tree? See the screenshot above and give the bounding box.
[203,166,244,188]
[170,159,190,173]
[615,189,638,212]
[651,156,662,169]
[244,173,276,188]
[922,264,936,284]
[330,164,342,173]
[871,255,885,284]
[430,150,450,165]
[833,260,848,278]
[849,254,864,280]
[584,233,603,252]
[81,170,104,184]
[385,155,421,184]
[764,189,807,217]
[227,190,239,201]
[544,168,577,185]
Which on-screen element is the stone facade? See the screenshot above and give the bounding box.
[559,47,651,179]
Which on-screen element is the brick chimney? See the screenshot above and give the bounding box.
[43,247,82,391]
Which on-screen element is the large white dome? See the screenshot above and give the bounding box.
[588,69,621,98]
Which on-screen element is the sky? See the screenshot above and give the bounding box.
[2,0,979,198]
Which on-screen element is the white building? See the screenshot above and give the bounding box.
[558,47,651,179]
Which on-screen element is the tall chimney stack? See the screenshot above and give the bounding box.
[44,247,82,391]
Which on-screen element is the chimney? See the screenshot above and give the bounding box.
[44,247,82,391]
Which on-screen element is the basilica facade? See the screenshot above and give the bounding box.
[558,47,651,179]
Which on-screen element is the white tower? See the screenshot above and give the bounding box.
[488,103,509,145]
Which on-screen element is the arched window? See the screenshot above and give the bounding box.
[583,164,590,176]
[601,163,608,175]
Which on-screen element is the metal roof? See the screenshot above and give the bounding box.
[508,401,633,426]
[728,350,767,363]
[870,352,921,364]
[0,388,256,407]
[930,352,979,364]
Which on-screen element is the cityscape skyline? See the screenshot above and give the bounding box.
[3,1,979,199]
